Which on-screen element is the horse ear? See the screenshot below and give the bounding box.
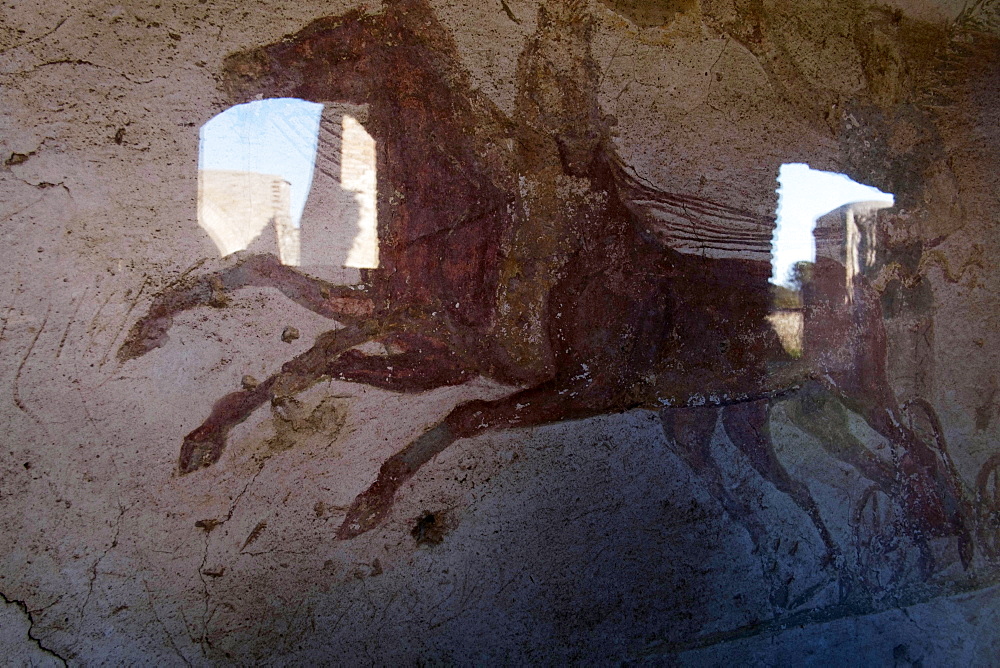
[536,0,594,35]
[565,0,590,21]
[381,0,433,14]
[380,0,439,27]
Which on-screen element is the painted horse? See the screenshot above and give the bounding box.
[119,0,972,577]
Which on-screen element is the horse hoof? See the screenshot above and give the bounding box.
[336,494,390,540]
[178,428,226,474]
[118,316,171,362]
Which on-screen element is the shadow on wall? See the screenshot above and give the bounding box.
[197,98,379,272]
[115,0,981,597]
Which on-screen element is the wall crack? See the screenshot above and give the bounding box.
[0,591,68,666]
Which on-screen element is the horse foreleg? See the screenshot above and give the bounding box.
[119,253,374,361]
[722,400,840,565]
[659,405,770,544]
[179,325,373,473]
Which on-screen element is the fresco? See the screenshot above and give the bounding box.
[120,0,980,585]
[2,0,999,662]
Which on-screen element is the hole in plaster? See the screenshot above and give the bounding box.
[768,163,894,356]
[411,511,448,546]
[771,163,894,287]
[197,98,379,271]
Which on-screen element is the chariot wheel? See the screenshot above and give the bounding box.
[902,398,949,456]
[903,398,976,565]
[851,484,918,594]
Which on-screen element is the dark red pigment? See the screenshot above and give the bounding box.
[120,0,971,567]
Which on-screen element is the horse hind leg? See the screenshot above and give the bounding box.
[721,400,841,567]
[661,404,824,611]
[787,385,949,576]
[901,398,975,567]
[119,253,374,362]
[975,452,1000,562]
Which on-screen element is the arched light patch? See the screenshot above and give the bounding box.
[197,98,379,270]
[770,163,894,287]
[198,98,321,263]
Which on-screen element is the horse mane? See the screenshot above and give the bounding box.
[607,151,775,262]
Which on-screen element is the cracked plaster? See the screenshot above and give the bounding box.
[1,0,1000,663]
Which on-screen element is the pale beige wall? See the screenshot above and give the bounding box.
[1,0,998,663]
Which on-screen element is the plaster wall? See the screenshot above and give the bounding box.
[1,0,999,663]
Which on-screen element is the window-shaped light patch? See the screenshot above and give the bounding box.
[340,115,378,269]
[768,164,894,357]
[197,98,379,270]
[770,163,894,286]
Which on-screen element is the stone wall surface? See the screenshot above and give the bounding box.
[1,0,998,663]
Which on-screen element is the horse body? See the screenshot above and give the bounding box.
[121,0,973,577]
